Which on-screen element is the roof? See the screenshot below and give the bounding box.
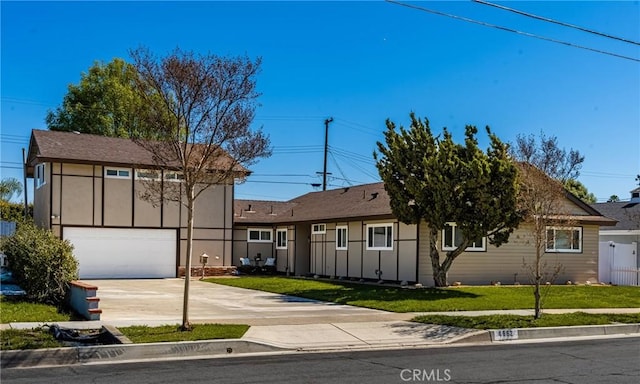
[234,182,394,224]
[591,201,640,231]
[26,129,249,175]
[236,181,615,226]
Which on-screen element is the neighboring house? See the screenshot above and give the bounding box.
[234,182,616,285]
[26,129,245,279]
[591,188,640,285]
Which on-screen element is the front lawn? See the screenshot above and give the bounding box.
[205,276,640,312]
[0,327,62,350]
[413,312,640,329]
[0,296,72,323]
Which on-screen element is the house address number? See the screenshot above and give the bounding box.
[493,329,519,341]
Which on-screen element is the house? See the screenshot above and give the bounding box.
[234,182,616,285]
[26,129,245,279]
[591,188,640,285]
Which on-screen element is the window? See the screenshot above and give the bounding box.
[442,222,486,251]
[35,163,46,189]
[312,223,326,234]
[546,227,582,253]
[336,226,348,250]
[105,167,131,179]
[276,229,287,249]
[164,172,185,182]
[366,223,393,250]
[247,228,272,243]
[136,169,160,180]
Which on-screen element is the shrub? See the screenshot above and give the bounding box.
[0,200,33,222]
[1,221,78,306]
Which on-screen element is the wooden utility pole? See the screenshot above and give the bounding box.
[322,117,333,191]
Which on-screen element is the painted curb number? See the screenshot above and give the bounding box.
[493,329,519,341]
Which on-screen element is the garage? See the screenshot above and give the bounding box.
[63,227,177,279]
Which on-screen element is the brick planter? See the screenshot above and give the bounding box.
[178,266,237,278]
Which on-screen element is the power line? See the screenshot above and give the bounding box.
[385,0,640,62]
[472,0,640,46]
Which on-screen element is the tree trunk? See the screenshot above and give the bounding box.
[428,228,448,287]
[534,247,542,319]
[181,187,195,331]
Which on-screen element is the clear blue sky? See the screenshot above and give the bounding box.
[1,1,639,203]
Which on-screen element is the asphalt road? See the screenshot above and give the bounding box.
[3,338,639,384]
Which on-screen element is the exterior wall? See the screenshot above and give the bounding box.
[418,222,600,286]
[232,225,275,266]
[37,161,234,276]
[308,219,418,282]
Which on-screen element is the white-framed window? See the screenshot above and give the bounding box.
[136,169,160,180]
[247,228,272,243]
[164,171,185,182]
[276,228,287,249]
[366,223,393,250]
[312,223,326,234]
[546,226,582,253]
[105,167,131,179]
[336,225,348,250]
[442,222,486,252]
[35,163,46,189]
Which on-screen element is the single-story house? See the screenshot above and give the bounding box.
[234,182,617,285]
[591,187,640,285]
[26,129,245,279]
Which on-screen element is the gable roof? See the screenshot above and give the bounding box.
[26,129,248,175]
[234,182,393,224]
[236,181,615,226]
[591,201,640,231]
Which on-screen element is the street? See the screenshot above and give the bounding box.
[3,337,639,384]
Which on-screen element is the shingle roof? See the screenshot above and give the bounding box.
[27,129,248,175]
[591,201,640,231]
[235,181,617,226]
[234,182,394,224]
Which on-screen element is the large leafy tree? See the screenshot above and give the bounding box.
[0,177,22,202]
[564,179,596,204]
[46,58,151,137]
[130,47,271,330]
[375,114,522,287]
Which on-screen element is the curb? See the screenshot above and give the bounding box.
[489,323,640,342]
[0,339,288,368]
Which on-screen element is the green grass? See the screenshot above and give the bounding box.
[205,276,640,313]
[413,312,640,329]
[118,323,250,343]
[0,323,250,350]
[0,327,62,350]
[0,296,72,323]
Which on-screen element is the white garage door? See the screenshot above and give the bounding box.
[63,227,177,279]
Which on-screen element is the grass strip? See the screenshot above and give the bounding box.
[118,323,250,343]
[412,312,640,329]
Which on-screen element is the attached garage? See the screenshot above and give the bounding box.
[63,227,177,279]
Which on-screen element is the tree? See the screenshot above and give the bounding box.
[564,179,596,204]
[607,195,620,202]
[512,133,584,319]
[375,114,522,287]
[0,178,22,202]
[130,47,271,330]
[512,132,584,182]
[46,58,153,138]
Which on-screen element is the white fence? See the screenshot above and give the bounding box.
[599,242,639,286]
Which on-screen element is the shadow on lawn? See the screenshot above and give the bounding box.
[259,282,481,305]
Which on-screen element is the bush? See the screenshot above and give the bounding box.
[0,200,33,222]
[1,221,78,306]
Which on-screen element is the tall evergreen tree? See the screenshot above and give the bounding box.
[375,114,522,287]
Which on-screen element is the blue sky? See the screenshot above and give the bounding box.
[1,1,639,203]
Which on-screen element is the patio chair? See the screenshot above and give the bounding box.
[238,257,254,274]
[261,257,276,274]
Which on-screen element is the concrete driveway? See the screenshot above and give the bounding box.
[87,278,409,327]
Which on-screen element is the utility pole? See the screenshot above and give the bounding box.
[322,117,333,191]
[22,148,28,220]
